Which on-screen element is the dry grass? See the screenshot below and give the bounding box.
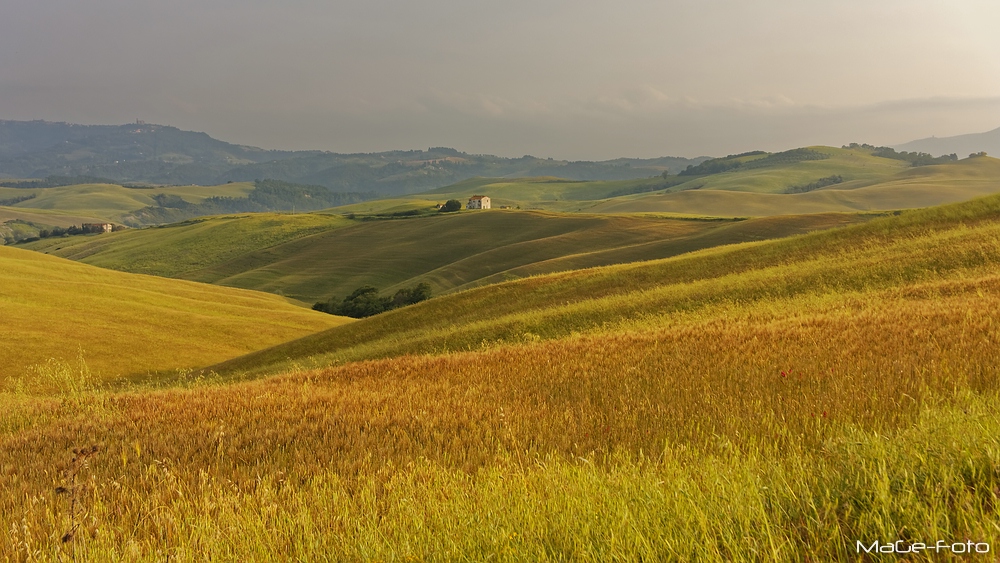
[3,271,1000,560]
[0,246,348,384]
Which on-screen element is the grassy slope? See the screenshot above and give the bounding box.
[22,210,875,304]
[210,191,1000,378]
[589,155,1000,215]
[1,182,254,222]
[0,206,108,228]
[0,246,349,383]
[422,176,640,207]
[357,151,999,217]
[403,147,907,202]
[23,213,352,279]
[4,194,1000,560]
[673,146,909,193]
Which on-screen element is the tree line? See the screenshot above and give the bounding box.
[37,224,123,239]
[312,283,432,318]
[0,175,152,189]
[843,144,959,166]
[679,149,828,176]
[784,175,844,194]
[0,193,36,206]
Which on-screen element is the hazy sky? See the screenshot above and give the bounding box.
[2,0,999,159]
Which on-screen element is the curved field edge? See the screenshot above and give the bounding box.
[0,246,349,383]
[207,192,1000,378]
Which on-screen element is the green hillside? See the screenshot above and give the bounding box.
[420,146,910,201]
[7,146,997,246]
[23,213,354,279]
[0,120,706,192]
[0,207,113,244]
[0,181,254,219]
[208,191,1000,378]
[0,178,375,243]
[590,155,1000,215]
[0,206,110,227]
[22,209,874,304]
[669,146,910,193]
[421,176,653,210]
[0,182,258,242]
[0,246,349,384]
[387,152,1000,216]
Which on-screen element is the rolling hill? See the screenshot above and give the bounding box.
[0,181,254,219]
[400,152,1000,216]
[0,179,374,242]
[207,191,1000,377]
[0,245,349,384]
[6,144,995,246]
[0,120,706,193]
[896,125,1000,157]
[21,209,876,304]
[588,155,1000,215]
[0,181,256,243]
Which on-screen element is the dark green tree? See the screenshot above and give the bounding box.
[440,199,462,212]
[314,282,432,318]
[391,282,432,307]
[335,285,392,318]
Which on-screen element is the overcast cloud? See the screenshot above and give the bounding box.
[2,0,999,158]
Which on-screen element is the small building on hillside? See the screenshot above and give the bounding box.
[82,222,114,233]
[466,195,491,210]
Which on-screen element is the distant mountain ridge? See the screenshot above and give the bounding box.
[0,120,707,195]
[895,126,1000,157]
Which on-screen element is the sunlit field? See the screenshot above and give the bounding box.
[0,246,348,383]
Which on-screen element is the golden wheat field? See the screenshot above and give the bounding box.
[4,195,1000,561]
[0,246,348,382]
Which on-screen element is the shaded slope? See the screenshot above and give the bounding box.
[25,210,871,304]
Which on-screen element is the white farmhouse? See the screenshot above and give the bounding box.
[466,195,491,210]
